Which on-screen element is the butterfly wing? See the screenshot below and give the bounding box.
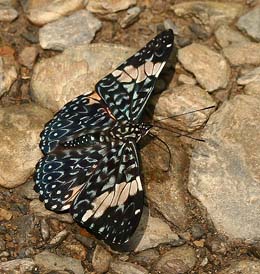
[95,29,174,123]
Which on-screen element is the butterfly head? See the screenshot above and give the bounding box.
[136,123,152,142]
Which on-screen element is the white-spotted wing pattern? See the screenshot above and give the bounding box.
[34,30,174,246]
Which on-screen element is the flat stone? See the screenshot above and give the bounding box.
[223,42,260,66]
[18,46,38,68]
[0,258,36,273]
[21,0,85,26]
[31,43,135,112]
[110,261,148,274]
[86,0,136,14]
[0,7,18,21]
[172,2,243,32]
[155,245,197,274]
[237,66,260,85]
[152,84,216,132]
[34,250,84,274]
[39,10,102,51]
[178,43,230,91]
[0,104,53,188]
[188,95,260,241]
[217,260,260,274]
[119,6,141,28]
[92,245,112,273]
[215,24,249,48]
[236,6,260,42]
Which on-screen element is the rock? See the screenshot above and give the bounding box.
[0,104,53,188]
[188,95,260,241]
[0,54,17,97]
[0,208,12,221]
[0,7,18,22]
[217,260,260,274]
[155,245,197,274]
[110,261,148,274]
[21,31,39,44]
[31,43,135,112]
[16,179,39,200]
[64,243,87,261]
[39,10,102,51]
[171,2,243,32]
[18,46,38,68]
[0,258,36,273]
[34,250,84,274]
[244,81,260,98]
[215,24,249,48]
[86,0,136,14]
[152,84,216,132]
[92,245,112,273]
[29,199,74,223]
[21,0,85,26]
[236,6,260,42]
[223,42,260,66]
[134,249,160,268]
[191,224,205,240]
[49,230,69,247]
[237,66,260,85]
[40,218,50,241]
[178,43,230,91]
[119,6,141,28]
[178,74,196,85]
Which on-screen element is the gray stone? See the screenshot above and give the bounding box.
[155,245,197,274]
[119,6,141,28]
[152,84,216,132]
[215,24,249,48]
[39,10,101,51]
[236,6,260,42]
[21,0,85,26]
[34,250,84,274]
[92,245,112,273]
[110,261,148,274]
[237,66,260,85]
[86,0,136,14]
[0,258,36,273]
[31,43,135,112]
[188,95,260,241]
[223,42,260,66]
[178,44,230,91]
[217,260,260,274]
[0,104,53,188]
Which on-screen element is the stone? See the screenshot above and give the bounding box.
[21,0,85,26]
[16,179,39,200]
[215,24,249,48]
[223,42,260,66]
[171,2,243,32]
[191,224,205,240]
[39,10,102,51]
[29,199,74,223]
[0,258,36,273]
[86,0,136,14]
[236,6,260,42]
[152,84,216,132]
[92,245,112,273]
[155,246,196,274]
[0,208,12,221]
[64,243,87,261]
[34,250,84,274]
[40,218,50,241]
[244,81,260,98]
[134,249,160,268]
[18,46,38,68]
[31,43,135,112]
[0,54,17,97]
[119,6,141,28]
[178,74,196,85]
[0,7,18,22]
[217,260,260,274]
[237,66,260,85]
[0,104,53,188]
[188,95,260,241]
[178,43,230,91]
[49,230,69,247]
[110,261,148,274]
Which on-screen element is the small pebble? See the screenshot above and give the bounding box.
[119,6,141,28]
[40,219,50,241]
[0,208,13,221]
[49,230,69,247]
[191,224,206,240]
[18,46,38,69]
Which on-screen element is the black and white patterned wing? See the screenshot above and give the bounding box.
[40,92,115,154]
[71,141,143,245]
[95,29,174,123]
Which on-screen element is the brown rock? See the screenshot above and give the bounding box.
[92,245,112,273]
[18,46,38,69]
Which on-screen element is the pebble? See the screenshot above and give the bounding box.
[155,245,197,274]
[209,239,227,255]
[188,95,260,241]
[191,224,206,240]
[236,6,260,42]
[86,0,136,14]
[217,260,260,274]
[21,31,39,44]
[0,104,52,188]
[237,66,260,85]
[18,46,38,69]
[49,230,69,247]
[215,24,249,48]
[110,261,148,274]
[178,74,196,85]
[40,219,50,241]
[0,258,36,273]
[92,245,112,273]
[178,43,230,92]
[119,6,141,28]
[134,249,160,268]
[75,234,95,248]
[21,0,85,26]
[0,208,13,221]
[0,7,18,22]
[0,239,5,251]
[223,42,260,66]
[65,243,87,261]
[39,10,102,51]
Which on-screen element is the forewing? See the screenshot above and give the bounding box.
[71,141,143,245]
[40,92,115,154]
[95,29,174,122]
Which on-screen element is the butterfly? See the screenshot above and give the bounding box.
[34,29,174,246]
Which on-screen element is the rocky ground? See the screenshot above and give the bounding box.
[0,0,260,273]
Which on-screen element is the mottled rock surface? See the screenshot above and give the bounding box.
[217,260,260,274]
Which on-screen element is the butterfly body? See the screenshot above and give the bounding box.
[34,30,174,246]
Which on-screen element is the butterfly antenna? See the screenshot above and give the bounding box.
[154,105,216,122]
[148,132,172,172]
